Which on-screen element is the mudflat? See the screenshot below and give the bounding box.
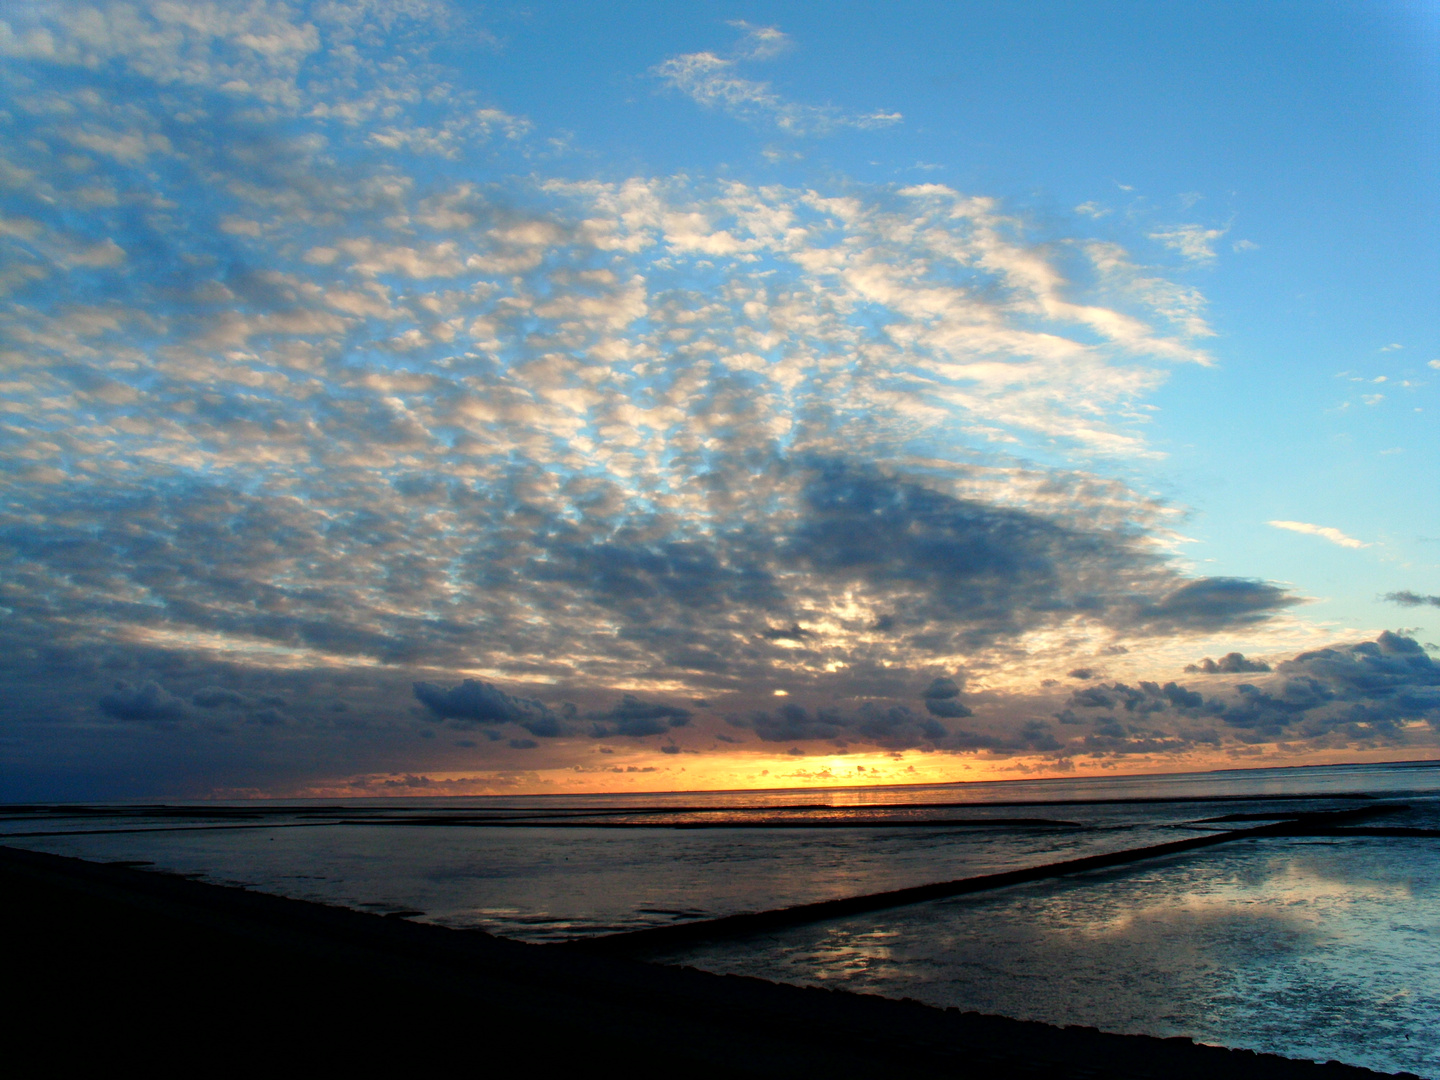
[0,845,1406,1078]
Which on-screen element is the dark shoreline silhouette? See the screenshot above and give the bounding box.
[1,844,1412,1077]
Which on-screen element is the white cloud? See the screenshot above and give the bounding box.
[1267,520,1369,549]
[727,21,791,60]
[1150,224,1227,263]
[654,27,900,136]
[1084,242,1214,340]
[1075,201,1110,219]
[67,238,126,267]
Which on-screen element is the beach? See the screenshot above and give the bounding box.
[1,842,1416,1078]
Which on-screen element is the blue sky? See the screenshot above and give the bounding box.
[0,0,1436,799]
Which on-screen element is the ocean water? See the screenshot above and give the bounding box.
[5,760,1440,1076]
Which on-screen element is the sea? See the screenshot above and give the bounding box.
[5,759,1440,1077]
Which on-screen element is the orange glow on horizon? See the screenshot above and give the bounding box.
[252,745,1440,801]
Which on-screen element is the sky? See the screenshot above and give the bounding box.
[1,0,1437,800]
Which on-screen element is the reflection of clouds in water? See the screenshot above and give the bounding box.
[668,841,1440,1077]
[1070,854,1414,941]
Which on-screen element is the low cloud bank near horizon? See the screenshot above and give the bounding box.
[2,628,1436,800]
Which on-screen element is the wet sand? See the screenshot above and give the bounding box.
[1,844,1412,1078]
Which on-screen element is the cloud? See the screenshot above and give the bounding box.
[853,704,950,748]
[921,676,972,718]
[1267,520,1368,549]
[1185,652,1271,674]
[1133,578,1298,632]
[98,681,192,723]
[192,686,254,709]
[1385,591,1440,609]
[653,27,900,136]
[412,680,561,737]
[1150,224,1227,263]
[1217,632,1440,738]
[762,624,813,641]
[737,704,848,743]
[588,695,692,738]
[1058,633,1440,750]
[733,699,999,752]
[727,22,791,61]
[1064,679,1205,715]
[1083,241,1214,339]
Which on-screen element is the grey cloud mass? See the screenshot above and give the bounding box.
[922,677,972,718]
[98,681,192,723]
[1058,633,1439,753]
[1386,591,1440,609]
[588,695,693,739]
[412,680,560,737]
[1185,652,1271,674]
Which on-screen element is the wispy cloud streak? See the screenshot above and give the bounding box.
[1268,521,1369,549]
[654,25,900,135]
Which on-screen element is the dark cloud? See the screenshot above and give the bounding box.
[1134,578,1298,632]
[935,719,1064,753]
[921,676,973,718]
[739,703,847,743]
[761,624,812,641]
[534,532,784,625]
[923,677,962,699]
[1385,591,1440,609]
[1060,633,1439,746]
[1067,669,1096,680]
[1185,652,1271,674]
[736,696,1049,753]
[855,704,948,748]
[412,680,561,737]
[192,687,252,709]
[1063,679,1206,716]
[924,700,973,719]
[98,681,191,723]
[781,461,1297,649]
[587,694,693,738]
[1266,631,1440,733]
[191,687,288,710]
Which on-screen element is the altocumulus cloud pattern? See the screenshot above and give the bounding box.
[0,1,1432,797]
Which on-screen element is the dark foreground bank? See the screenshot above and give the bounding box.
[0,846,1411,1079]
